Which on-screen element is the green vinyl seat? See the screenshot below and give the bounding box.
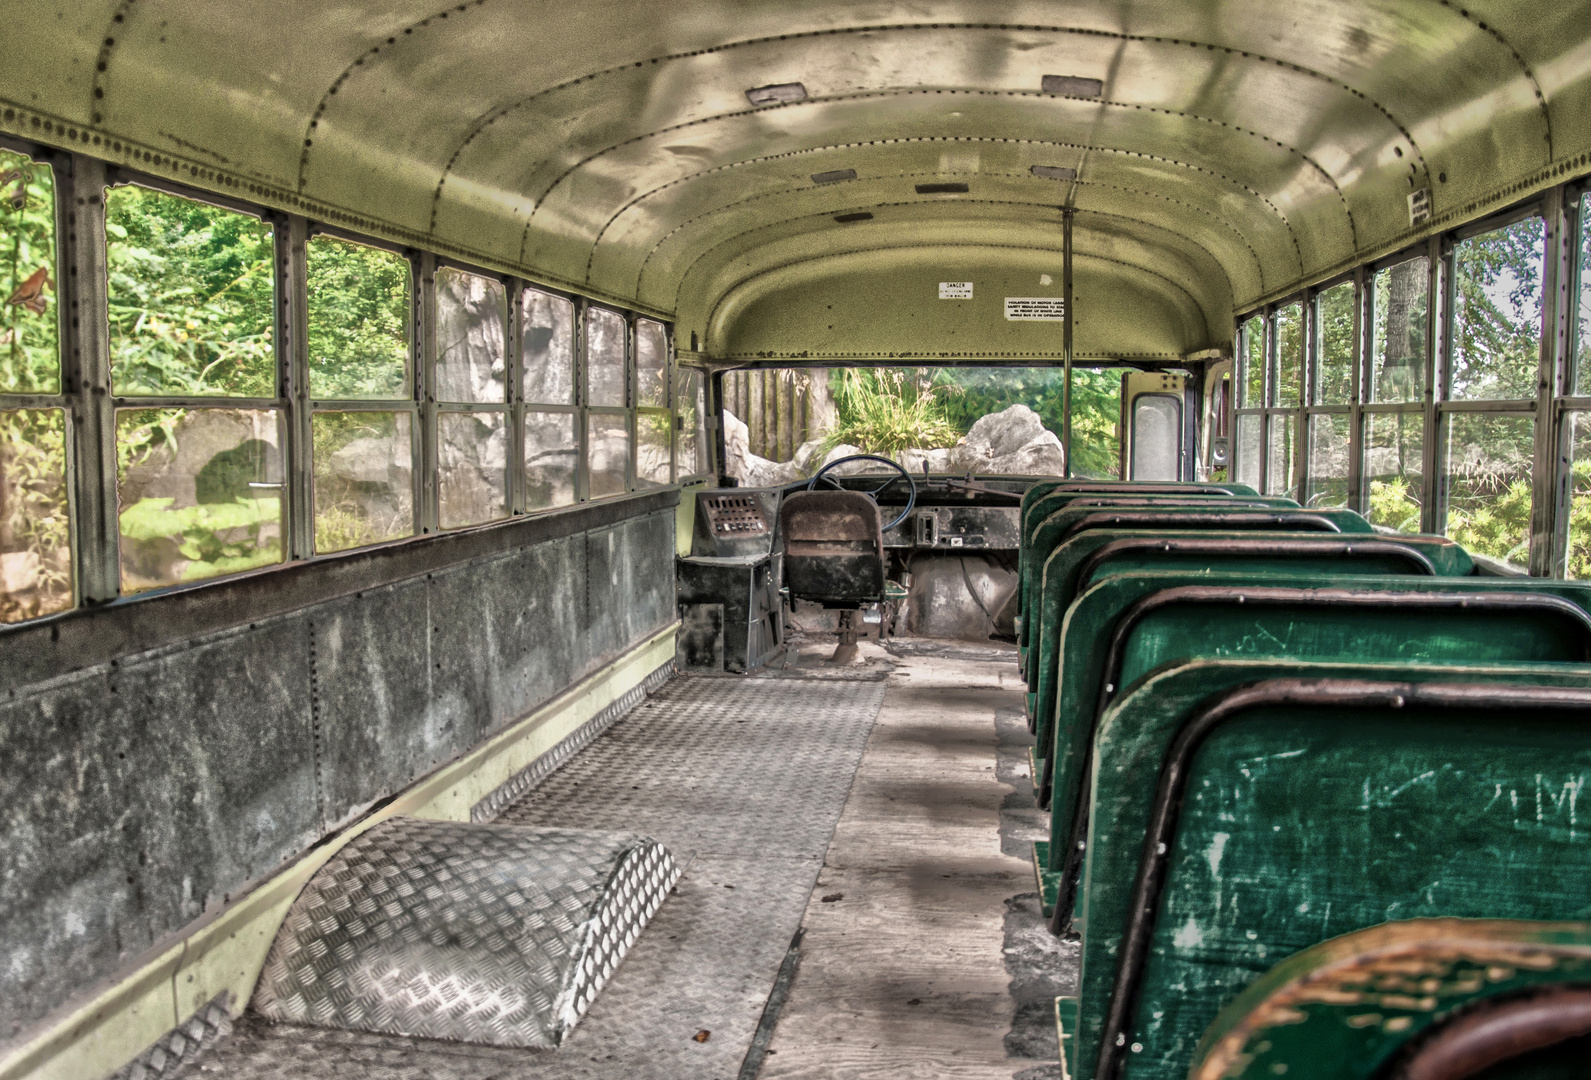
[1026,532,1473,756]
[1063,660,1591,1080]
[1187,918,1591,1080]
[1019,505,1362,692]
[1039,573,1591,922]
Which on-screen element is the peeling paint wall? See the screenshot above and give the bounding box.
[0,495,677,1044]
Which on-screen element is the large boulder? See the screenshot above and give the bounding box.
[723,411,802,486]
[950,404,1066,475]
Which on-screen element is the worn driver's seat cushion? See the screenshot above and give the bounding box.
[780,490,886,607]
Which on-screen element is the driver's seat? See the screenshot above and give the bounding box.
[779,490,886,607]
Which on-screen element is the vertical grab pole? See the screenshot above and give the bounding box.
[1062,208,1074,478]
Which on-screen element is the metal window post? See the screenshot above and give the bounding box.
[1296,291,1313,500]
[417,252,439,533]
[1539,184,1575,577]
[61,153,119,605]
[574,299,590,501]
[1261,305,1275,493]
[1346,267,1366,513]
[281,214,313,560]
[506,280,524,515]
[1421,237,1443,536]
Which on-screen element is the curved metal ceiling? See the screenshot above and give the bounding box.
[3,1,1590,360]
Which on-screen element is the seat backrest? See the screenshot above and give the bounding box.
[1071,663,1591,1080]
[779,490,886,606]
[1025,530,1466,723]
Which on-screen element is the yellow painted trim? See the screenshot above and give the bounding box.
[0,621,679,1080]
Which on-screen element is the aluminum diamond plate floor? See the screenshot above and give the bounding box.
[172,674,886,1079]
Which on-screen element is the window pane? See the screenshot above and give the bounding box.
[636,318,667,409]
[435,268,505,404]
[1316,282,1354,405]
[1451,217,1542,401]
[1129,395,1180,481]
[312,411,413,553]
[522,288,573,406]
[437,410,506,528]
[1,150,59,394]
[1306,413,1350,508]
[637,409,672,487]
[107,186,275,397]
[1266,412,1298,499]
[524,410,577,510]
[1275,303,1302,408]
[116,408,282,590]
[1443,412,1533,570]
[586,307,626,407]
[1240,316,1264,407]
[588,412,629,498]
[1363,412,1424,532]
[1235,413,1262,487]
[1,409,70,622]
[1568,412,1591,577]
[306,236,409,399]
[675,366,706,477]
[1370,257,1428,403]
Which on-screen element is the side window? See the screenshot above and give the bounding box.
[307,235,415,553]
[521,288,577,510]
[1,147,71,622]
[434,267,507,528]
[106,185,283,591]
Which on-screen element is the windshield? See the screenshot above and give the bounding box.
[720,365,1132,486]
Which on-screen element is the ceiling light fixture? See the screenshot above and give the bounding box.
[916,182,969,194]
[1031,165,1077,180]
[746,83,807,106]
[833,212,873,223]
[812,169,857,185]
[1041,75,1103,97]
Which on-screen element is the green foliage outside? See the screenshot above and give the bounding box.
[1,150,70,622]
[823,365,1127,478]
[825,368,960,455]
[107,185,275,399]
[1451,219,1541,400]
[307,235,409,398]
[118,496,281,581]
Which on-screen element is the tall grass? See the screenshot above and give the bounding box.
[826,368,960,455]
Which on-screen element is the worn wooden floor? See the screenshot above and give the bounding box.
[760,645,1043,1080]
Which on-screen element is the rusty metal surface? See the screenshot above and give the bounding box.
[1393,986,1591,1080]
[780,489,886,604]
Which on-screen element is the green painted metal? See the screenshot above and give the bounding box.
[1031,840,1061,919]
[1027,531,1473,766]
[1019,495,1301,656]
[1071,662,1591,1080]
[1043,572,1591,877]
[1191,919,1591,1080]
[1019,503,1351,678]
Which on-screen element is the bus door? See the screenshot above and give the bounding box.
[1119,371,1189,481]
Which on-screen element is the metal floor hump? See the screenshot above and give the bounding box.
[175,673,887,1079]
[252,819,680,1049]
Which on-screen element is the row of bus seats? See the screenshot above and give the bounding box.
[1011,480,1591,1080]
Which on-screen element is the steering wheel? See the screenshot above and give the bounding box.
[804,453,918,531]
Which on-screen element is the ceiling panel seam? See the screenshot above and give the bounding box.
[1432,0,1552,155]
[699,241,1207,348]
[628,172,1246,303]
[519,95,1305,262]
[622,188,1233,315]
[520,132,1302,274]
[579,94,1356,273]
[293,0,493,193]
[88,0,138,124]
[413,20,1430,231]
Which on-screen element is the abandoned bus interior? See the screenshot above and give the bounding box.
[10,3,1591,1079]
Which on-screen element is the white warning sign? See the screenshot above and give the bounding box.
[939,281,974,299]
[1004,297,1067,321]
